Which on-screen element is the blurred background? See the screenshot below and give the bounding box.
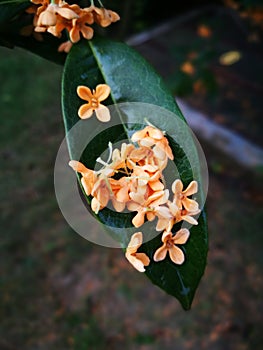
[0,0,262,349]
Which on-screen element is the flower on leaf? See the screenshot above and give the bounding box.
[128,189,169,228]
[131,125,174,161]
[168,201,200,226]
[77,84,111,122]
[155,199,200,232]
[172,179,199,211]
[125,232,150,272]
[153,229,190,265]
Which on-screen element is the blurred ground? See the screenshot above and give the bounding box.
[129,5,263,148]
[0,5,263,350]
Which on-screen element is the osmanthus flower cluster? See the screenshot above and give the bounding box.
[27,0,120,52]
[69,122,201,272]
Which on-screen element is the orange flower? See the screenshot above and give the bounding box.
[68,160,97,196]
[85,5,120,27]
[131,125,163,144]
[128,189,169,228]
[172,179,199,211]
[131,125,174,160]
[125,232,150,272]
[153,229,190,265]
[58,40,73,53]
[168,201,200,226]
[131,145,168,172]
[132,166,164,192]
[155,200,200,232]
[47,15,72,37]
[95,7,120,27]
[111,143,135,172]
[176,207,200,225]
[36,3,78,28]
[77,84,111,122]
[69,10,94,43]
[30,1,120,52]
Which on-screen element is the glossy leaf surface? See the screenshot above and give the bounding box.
[62,37,208,309]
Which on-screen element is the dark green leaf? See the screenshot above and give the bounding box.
[0,1,29,24]
[62,37,208,309]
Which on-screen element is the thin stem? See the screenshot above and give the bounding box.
[96,157,109,167]
[97,0,104,8]
[0,0,27,4]
[144,117,166,134]
[106,142,113,163]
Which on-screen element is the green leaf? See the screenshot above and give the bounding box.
[62,37,208,310]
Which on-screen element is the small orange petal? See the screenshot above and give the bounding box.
[182,197,199,211]
[80,25,94,40]
[140,137,155,147]
[149,180,164,191]
[156,218,170,232]
[127,232,143,253]
[125,253,146,272]
[147,126,163,140]
[183,180,198,196]
[116,186,130,203]
[111,198,126,212]
[81,177,92,196]
[135,253,150,266]
[96,105,111,122]
[68,160,88,173]
[58,40,73,53]
[172,228,190,245]
[77,85,93,100]
[69,26,80,43]
[95,84,111,101]
[181,214,199,225]
[91,197,101,214]
[78,104,94,119]
[169,245,185,265]
[153,244,167,262]
[172,179,183,194]
[127,201,141,212]
[57,7,79,20]
[153,145,166,160]
[39,10,57,26]
[146,211,155,221]
[132,211,145,228]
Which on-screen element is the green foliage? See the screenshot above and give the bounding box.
[62,38,208,309]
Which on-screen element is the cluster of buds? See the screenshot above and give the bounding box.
[69,124,200,271]
[27,0,120,52]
